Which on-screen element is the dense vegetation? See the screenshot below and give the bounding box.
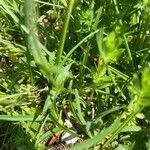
[0,0,150,149]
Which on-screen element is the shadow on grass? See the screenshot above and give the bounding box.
[0,121,35,150]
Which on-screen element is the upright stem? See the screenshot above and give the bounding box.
[56,0,75,64]
[24,0,37,84]
[24,0,54,84]
[24,0,37,37]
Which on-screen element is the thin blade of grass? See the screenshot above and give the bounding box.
[35,127,62,145]
[61,29,99,65]
[95,105,125,122]
[35,114,49,146]
[35,0,64,8]
[0,115,45,121]
[108,65,129,80]
[0,0,19,23]
[74,89,86,125]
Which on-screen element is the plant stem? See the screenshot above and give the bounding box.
[56,0,75,64]
[24,0,54,84]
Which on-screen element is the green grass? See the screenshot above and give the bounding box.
[0,0,150,149]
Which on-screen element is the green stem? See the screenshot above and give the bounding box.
[56,0,75,64]
[24,0,37,35]
[24,0,54,84]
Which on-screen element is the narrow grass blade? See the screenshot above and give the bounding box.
[35,0,64,8]
[108,65,129,80]
[62,29,99,65]
[95,106,125,122]
[0,0,29,33]
[0,115,45,121]
[35,114,49,146]
[35,127,62,145]
[0,0,19,24]
[74,89,86,125]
